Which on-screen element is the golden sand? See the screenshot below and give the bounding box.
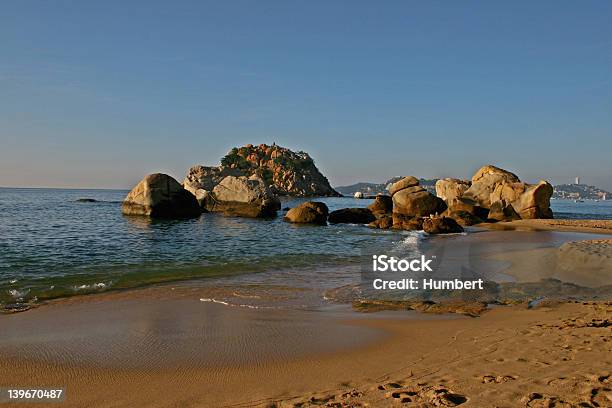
[0,293,610,407]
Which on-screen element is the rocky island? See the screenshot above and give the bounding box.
[184,143,339,198]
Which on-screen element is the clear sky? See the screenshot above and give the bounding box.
[1,1,611,190]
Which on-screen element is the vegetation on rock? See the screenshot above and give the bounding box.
[189,143,339,197]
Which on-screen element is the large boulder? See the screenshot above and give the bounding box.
[328,208,376,224]
[463,165,520,208]
[207,175,281,217]
[284,201,329,225]
[393,188,446,217]
[457,165,553,221]
[122,173,201,218]
[368,194,393,217]
[388,176,446,231]
[388,176,420,196]
[490,181,527,204]
[423,216,464,234]
[435,178,471,202]
[183,165,242,209]
[510,181,554,219]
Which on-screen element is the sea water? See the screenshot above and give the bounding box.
[1,187,610,306]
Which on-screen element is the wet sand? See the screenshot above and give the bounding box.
[480,218,612,234]
[0,294,610,407]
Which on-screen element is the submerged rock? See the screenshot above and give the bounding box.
[284,201,329,225]
[122,173,201,218]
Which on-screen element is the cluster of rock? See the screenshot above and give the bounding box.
[184,143,339,198]
[284,201,329,225]
[122,143,339,219]
[283,202,378,226]
[282,165,554,234]
[361,176,463,234]
[122,173,280,219]
[436,165,553,225]
[281,180,461,235]
[120,162,553,236]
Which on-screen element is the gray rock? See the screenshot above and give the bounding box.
[122,173,201,218]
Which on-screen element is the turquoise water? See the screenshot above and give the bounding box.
[1,188,610,306]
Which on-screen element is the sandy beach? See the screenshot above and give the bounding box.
[0,291,610,407]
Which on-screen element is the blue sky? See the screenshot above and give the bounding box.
[1,1,611,190]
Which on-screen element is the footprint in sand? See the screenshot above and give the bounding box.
[389,390,418,403]
[523,392,572,408]
[382,383,468,406]
[590,387,612,407]
[377,382,404,390]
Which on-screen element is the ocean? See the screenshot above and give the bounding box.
[1,187,611,307]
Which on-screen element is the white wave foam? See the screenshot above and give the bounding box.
[72,282,109,291]
[8,288,29,299]
[393,231,424,249]
[199,298,230,306]
[200,297,273,310]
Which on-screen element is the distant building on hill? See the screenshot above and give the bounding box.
[553,183,610,200]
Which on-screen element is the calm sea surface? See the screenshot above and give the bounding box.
[1,188,611,306]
